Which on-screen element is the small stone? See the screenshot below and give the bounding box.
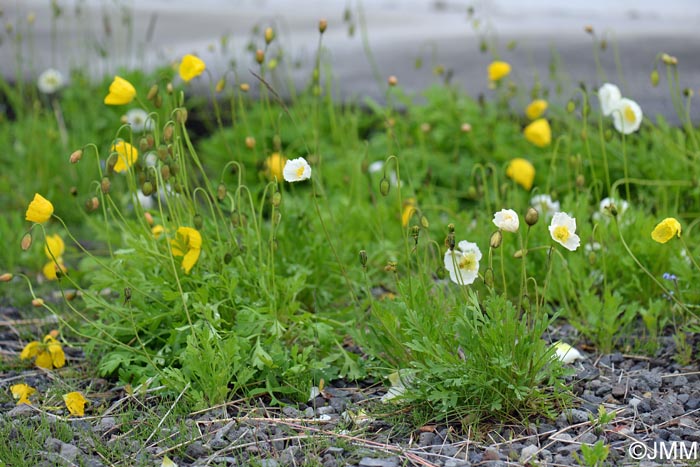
[95,416,116,433]
[594,383,613,397]
[7,404,34,418]
[260,460,279,467]
[612,385,627,398]
[679,417,698,429]
[579,432,598,444]
[45,437,63,452]
[60,443,80,461]
[418,431,435,447]
[322,453,338,467]
[567,409,590,424]
[303,407,315,418]
[325,447,344,455]
[671,375,688,387]
[358,457,399,467]
[686,397,700,410]
[315,405,335,416]
[185,441,211,459]
[444,460,469,467]
[520,444,539,463]
[483,448,500,461]
[282,406,301,418]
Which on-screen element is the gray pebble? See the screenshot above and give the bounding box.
[185,441,211,459]
[316,405,335,416]
[7,404,34,418]
[594,383,612,397]
[358,457,399,467]
[611,385,627,398]
[60,442,81,461]
[418,431,434,447]
[579,432,598,444]
[519,444,539,463]
[260,460,279,467]
[44,437,63,452]
[444,460,469,467]
[321,453,338,467]
[326,447,344,455]
[282,406,301,418]
[95,416,116,433]
[303,407,315,418]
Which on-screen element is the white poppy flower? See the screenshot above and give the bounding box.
[283,157,312,182]
[599,197,629,217]
[584,242,602,254]
[598,83,622,117]
[381,370,415,403]
[492,209,520,233]
[553,342,584,364]
[37,68,65,94]
[549,212,581,251]
[611,98,643,134]
[125,108,154,133]
[368,161,384,173]
[530,194,560,220]
[444,240,482,285]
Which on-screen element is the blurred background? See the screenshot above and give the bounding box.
[3,0,700,121]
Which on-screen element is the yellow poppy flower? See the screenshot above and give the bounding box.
[488,61,511,82]
[63,391,88,417]
[44,234,65,259]
[651,218,682,243]
[25,193,54,223]
[11,383,36,405]
[43,259,67,281]
[506,158,535,191]
[152,225,165,239]
[525,99,548,120]
[171,227,202,274]
[20,334,66,369]
[524,119,551,147]
[111,140,139,173]
[104,76,136,105]
[179,54,206,83]
[264,153,288,181]
[401,198,417,227]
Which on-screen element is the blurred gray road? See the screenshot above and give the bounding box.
[3,0,699,122]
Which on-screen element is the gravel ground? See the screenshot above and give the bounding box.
[2,302,699,467]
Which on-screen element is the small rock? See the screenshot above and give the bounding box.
[60,443,81,461]
[325,447,344,455]
[315,405,335,416]
[594,383,613,397]
[303,407,315,418]
[7,404,34,418]
[260,460,278,467]
[45,437,63,452]
[679,417,698,429]
[321,453,338,467]
[482,448,500,461]
[418,431,434,447]
[686,397,700,410]
[282,406,301,418]
[444,460,469,467]
[612,385,627,398]
[95,416,117,433]
[579,432,598,444]
[670,375,688,387]
[185,441,211,459]
[358,457,399,467]
[520,444,539,463]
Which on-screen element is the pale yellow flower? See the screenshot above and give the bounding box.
[25,193,54,223]
[506,158,535,191]
[651,218,681,243]
[104,76,136,105]
[63,391,88,417]
[179,54,206,83]
[488,61,511,82]
[111,140,139,173]
[20,334,66,369]
[11,383,36,405]
[524,118,551,147]
[171,227,202,274]
[525,99,548,120]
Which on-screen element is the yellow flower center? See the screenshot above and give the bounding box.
[624,105,636,123]
[458,253,476,271]
[296,166,305,178]
[553,225,570,243]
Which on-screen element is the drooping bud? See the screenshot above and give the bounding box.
[489,230,503,249]
[379,177,390,196]
[69,149,83,164]
[513,249,525,259]
[157,144,169,161]
[484,267,494,287]
[264,27,274,44]
[193,214,204,230]
[21,232,33,250]
[240,83,250,92]
[144,212,154,225]
[100,177,111,194]
[319,18,328,34]
[166,82,174,94]
[420,216,429,229]
[387,75,398,87]
[161,164,171,181]
[661,53,678,66]
[566,100,576,113]
[576,174,585,188]
[445,232,456,251]
[106,152,118,173]
[147,84,159,101]
[410,225,420,245]
[175,108,188,124]
[0,273,13,282]
[447,223,455,233]
[584,25,594,34]
[163,123,174,143]
[525,207,539,226]
[32,298,45,307]
[271,191,282,207]
[86,196,99,212]
[359,249,368,268]
[255,49,265,64]
[217,183,227,202]
[245,136,256,149]
[650,69,660,87]
[141,181,154,196]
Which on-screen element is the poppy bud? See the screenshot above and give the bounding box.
[661,53,678,66]
[166,82,174,94]
[271,191,282,207]
[144,212,154,225]
[566,100,576,113]
[100,177,111,194]
[319,19,328,33]
[175,108,188,124]
[245,136,256,149]
[161,164,171,181]
[576,174,585,188]
[410,225,420,244]
[359,249,367,268]
[70,187,78,197]
[157,144,169,161]
[240,83,250,92]
[21,232,33,250]
[217,184,227,202]
[447,223,455,233]
[255,49,265,64]
[146,84,159,101]
[264,27,274,44]
[650,69,659,87]
[32,298,45,307]
[446,232,455,251]
[420,216,429,228]
[489,230,502,249]
[142,181,154,196]
[0,272,12,282]
[193,214,203,230]
[106,152,118,173]
[170,161,180,176]
[387,75,398,87]
[484,267,494,287]
[461,123,472,133]
[139,137,149,153]
[513,249,525,259]
[272,211,282,225]
[379,177,390,196]
[215,78,225,93]
[525,207,539,226]
[69,149,83,164]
